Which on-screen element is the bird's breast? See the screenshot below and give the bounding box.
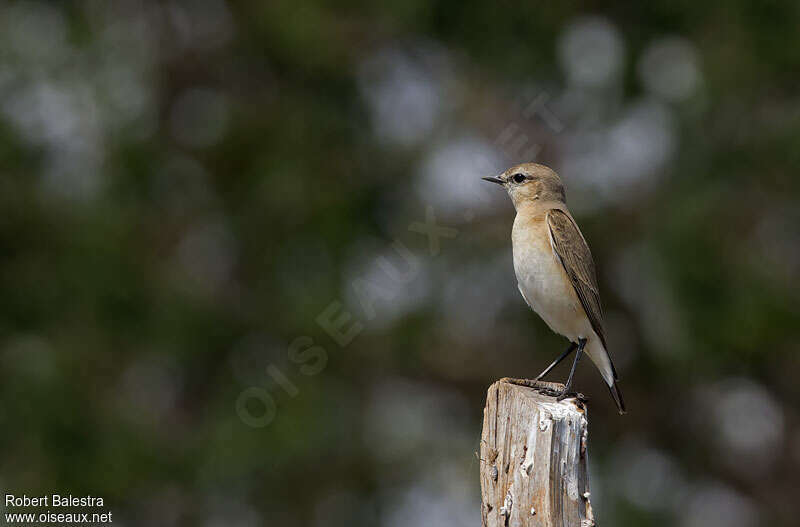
[511,213,583,339]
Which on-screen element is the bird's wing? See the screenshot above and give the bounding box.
[546,209,608,353]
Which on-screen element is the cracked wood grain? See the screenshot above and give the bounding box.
[479,380,594,527]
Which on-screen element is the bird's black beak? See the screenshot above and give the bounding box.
[482,176,504,185]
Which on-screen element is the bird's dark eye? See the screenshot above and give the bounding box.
[512,173,526,184]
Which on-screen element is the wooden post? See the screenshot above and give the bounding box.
[479,379,594,527]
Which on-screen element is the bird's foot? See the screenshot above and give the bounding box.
[500,377,564,397]
[556,390,588,404]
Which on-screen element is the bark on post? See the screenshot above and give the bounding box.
[479,379,594,527]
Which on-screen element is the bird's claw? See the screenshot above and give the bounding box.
[556,390,588,403]
[500,377,564,397]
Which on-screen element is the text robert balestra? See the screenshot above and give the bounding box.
[5,494,105,507]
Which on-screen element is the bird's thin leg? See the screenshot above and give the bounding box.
[558,338,586,399]
[536,342,577,381]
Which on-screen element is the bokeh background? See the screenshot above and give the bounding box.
[1,1,799,526]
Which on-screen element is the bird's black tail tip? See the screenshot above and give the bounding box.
[608,381,626,415]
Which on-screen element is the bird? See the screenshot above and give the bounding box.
[482,162,625,414]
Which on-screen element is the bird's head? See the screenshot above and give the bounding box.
[482,163,565,209]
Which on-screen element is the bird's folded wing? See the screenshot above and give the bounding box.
[546,209,608,352]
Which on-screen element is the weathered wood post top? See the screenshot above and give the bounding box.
[479,379,594,527]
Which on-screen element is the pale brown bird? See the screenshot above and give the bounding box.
[483,162,625,414]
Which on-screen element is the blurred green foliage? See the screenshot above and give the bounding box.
[1,1,799,526]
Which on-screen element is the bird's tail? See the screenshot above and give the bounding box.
[586,340,626,414]
[606,380,626,415]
